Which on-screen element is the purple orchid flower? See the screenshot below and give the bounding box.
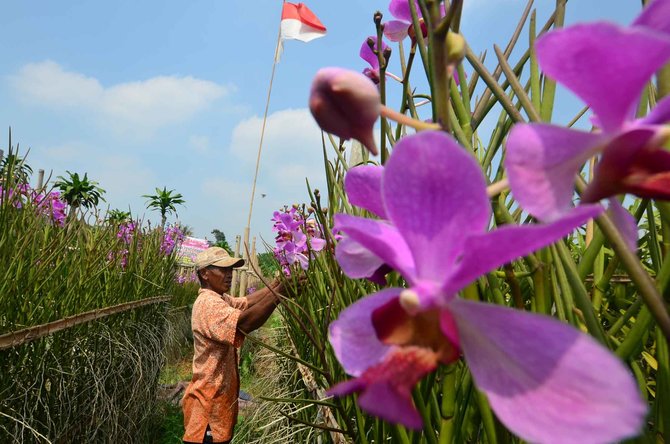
[383,0,443,42]
[272,208,327,275]
[505,0,670,232]
[334,165,392,285]
[328,131,645,442]
[360,36,390,84]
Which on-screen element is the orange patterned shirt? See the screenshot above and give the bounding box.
[182,288,248,443]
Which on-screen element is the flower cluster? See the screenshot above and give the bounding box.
[117,221,137,245]
[33,190,68,226]
[272,206,326,275]
[161,224,185,256]
[110,221,138,270]
[1,184,68,226]
[175,269,198,284]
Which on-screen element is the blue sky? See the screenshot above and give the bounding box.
[0,0,640,245]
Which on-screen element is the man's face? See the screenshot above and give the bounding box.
[204,265,234,294]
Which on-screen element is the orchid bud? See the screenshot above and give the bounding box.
[373,11,383,26]
[309,68,381,155]
[446,32,466,63]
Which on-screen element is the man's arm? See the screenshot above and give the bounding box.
[236,280,284,334]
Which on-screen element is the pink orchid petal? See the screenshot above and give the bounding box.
[536,22,670,132]
[328,346,439,430]
[389,0,419,22]
[505,123,604,221]
[344,165,387,218]
[383,20,410,42]
[360,36,385,70]
[383,131,490,282]
[309,237,326,252]
[445,204,603,295]
[607,199,638,252]
[639,95,670,125]
[334,214,416,279]
[335,235,387,281]
[448,298,647,444]
[633,0,670,36]
[329,288,401,377]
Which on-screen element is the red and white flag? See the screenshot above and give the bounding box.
[276,2,326,61]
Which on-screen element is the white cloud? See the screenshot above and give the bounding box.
[229,108,324,167]
[195,108,329,243]
[10,60,230,135]
[189,135,211,153]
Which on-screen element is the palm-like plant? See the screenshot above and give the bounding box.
[106,209,132,225]
[142,187,185,226]
[54,171,106,215]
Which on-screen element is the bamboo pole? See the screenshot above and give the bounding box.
[231,234,242,295]
[0,295,171,350]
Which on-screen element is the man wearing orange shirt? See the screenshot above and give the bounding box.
[182,247,285,444]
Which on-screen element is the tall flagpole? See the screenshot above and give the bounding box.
[240,1,285,294]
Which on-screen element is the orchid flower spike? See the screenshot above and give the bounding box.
[505,0,670,249]
[360,36,391,84]
[309,68,380,155]
[328,130,645,443]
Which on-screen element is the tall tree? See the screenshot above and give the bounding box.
[54,171,105,215]
[143,187,185,227]
[211,229,233,255]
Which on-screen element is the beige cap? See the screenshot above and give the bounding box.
[194,247,245,270]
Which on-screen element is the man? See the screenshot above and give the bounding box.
[182,246,284,444]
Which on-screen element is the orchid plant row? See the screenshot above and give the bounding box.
[276,0,670,443]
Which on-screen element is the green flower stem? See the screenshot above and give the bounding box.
[494,44,541,122]
[449,79,473,142]
[591,247,608,312]
[555,242,609,344]
[354,407,371,444]
[412,387,439,444]
[551,245,578,326]
[575,179,670,344]
[566,106,589,127]
[655,328,670,436]
[467,50,483,100]
[481,112,513,173]
[438,364,457,444]
[381,105,442,131]
[540,0,566,122]
[409,0,430,85]
[391,424,411,444]
[616,306,652,360]
[577,200,647,280]
[375,18,390,164]
[475,390,498,444]
[466,46,525,124]
[457,63,472,115]
[608,297,643,337]
[470,0,534,123]
[658,251,670,298]
[648,204,663,271]
[485,273,508,306]
[449,109,472,150]
[535,248,552,315]
[529,10,541,112]
[425,0,451,130]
